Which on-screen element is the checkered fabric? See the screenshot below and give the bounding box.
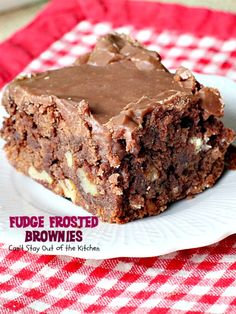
[24,20,236,79]
[0,237,236,313]
[1,3,236,313]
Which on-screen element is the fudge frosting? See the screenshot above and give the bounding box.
[6,33,223,128]
[8,61,193,125]
[6,34,199,124]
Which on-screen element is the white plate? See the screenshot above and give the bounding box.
[0,73,236,259]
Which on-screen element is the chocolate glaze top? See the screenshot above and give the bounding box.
[7,33,199,125]
[6,33,224,131]
[9,60,192,125]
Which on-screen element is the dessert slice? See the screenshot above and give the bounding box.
[1,34,235,223]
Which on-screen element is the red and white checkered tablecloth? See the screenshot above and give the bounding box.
[0,0,236,312]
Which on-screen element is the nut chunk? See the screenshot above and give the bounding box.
[1,33,235,223]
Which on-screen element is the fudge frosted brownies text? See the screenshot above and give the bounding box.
[1,34,235,223]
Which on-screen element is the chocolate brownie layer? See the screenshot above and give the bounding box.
[1,34,235,223]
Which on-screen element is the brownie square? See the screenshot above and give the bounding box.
[1,34,235,223]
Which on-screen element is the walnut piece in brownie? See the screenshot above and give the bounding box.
[1,33,235,223]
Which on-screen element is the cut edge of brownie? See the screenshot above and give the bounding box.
[1,33,235,223]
